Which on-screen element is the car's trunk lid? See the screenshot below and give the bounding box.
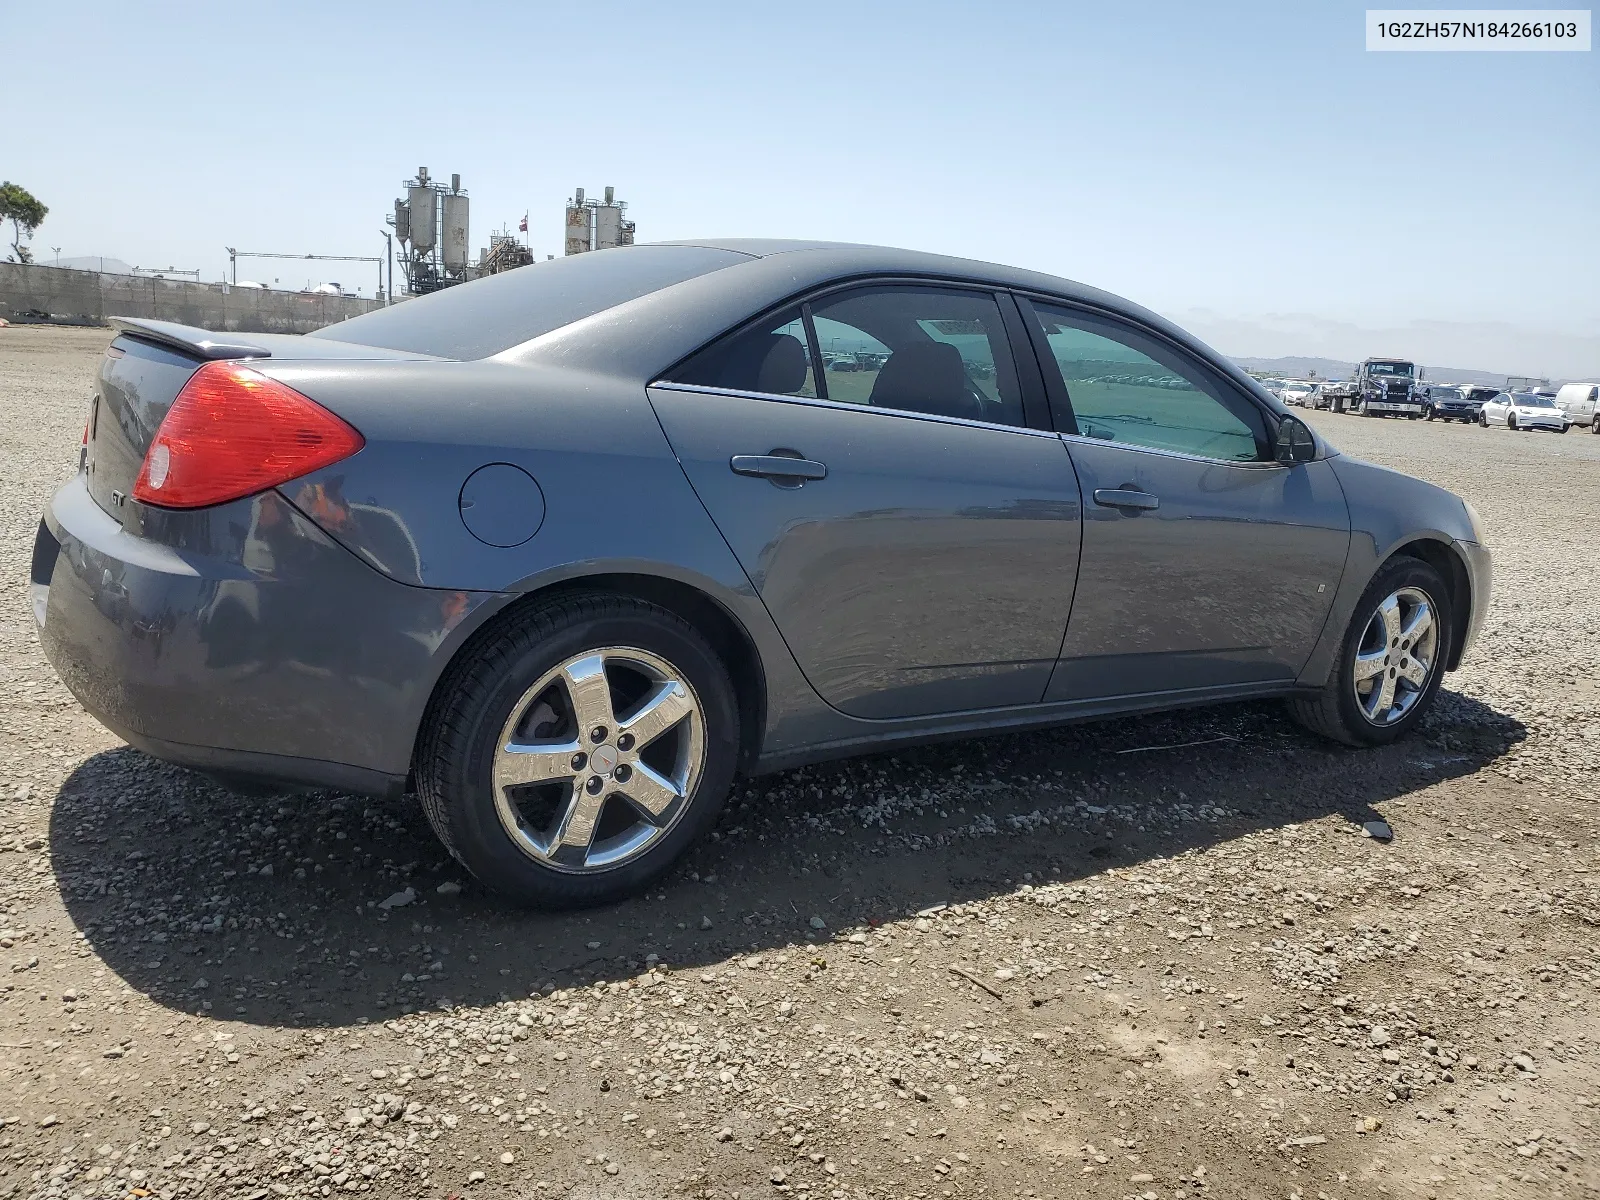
[87,335,205,523]
[86,319,438,525]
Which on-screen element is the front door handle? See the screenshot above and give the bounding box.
[1093,487,1159,512]
[730,454,828,484]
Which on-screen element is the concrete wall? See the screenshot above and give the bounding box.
[0,262,380,334]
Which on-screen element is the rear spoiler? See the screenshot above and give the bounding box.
[109,316,272,361]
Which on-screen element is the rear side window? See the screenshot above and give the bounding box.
[309,246,749,360]
[808,288,1024,427]
[668,286,1024,429]
[671,308,819,398]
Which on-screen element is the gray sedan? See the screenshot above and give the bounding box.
[32,240,1492,907]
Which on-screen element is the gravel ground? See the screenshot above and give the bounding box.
[1,323,1597,1200]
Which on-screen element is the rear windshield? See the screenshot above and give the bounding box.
[309,245,749,359]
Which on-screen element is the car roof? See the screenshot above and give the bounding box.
[509,238,1264,395]
[650,238,1127,301]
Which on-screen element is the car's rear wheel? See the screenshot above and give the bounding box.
[417,593,739,907]
[1288,556,1452,747]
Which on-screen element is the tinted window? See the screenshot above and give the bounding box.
[309,245,749,359]
[671,308,819,398]
[1028,302,1265,462]
[808,288,1024,427]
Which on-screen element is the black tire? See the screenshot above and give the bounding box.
[1507,415,1517,431]
[1591,419,1600,435]
[1288,556,1453,748]
[1425,409,1435,421]
[416,592,740,908]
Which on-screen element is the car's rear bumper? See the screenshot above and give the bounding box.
[34,475,492,795]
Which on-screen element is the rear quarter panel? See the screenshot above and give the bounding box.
[267,359,833,761]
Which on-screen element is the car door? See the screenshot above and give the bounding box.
[1015,297,1351,702]
[648,286,1083,720]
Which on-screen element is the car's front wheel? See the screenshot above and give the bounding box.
[417,593,739,907]
[1288,556,1452,747]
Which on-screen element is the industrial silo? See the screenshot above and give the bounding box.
[442,192,469,269]
[565,188,592,256]
[408,184,437,252]
[594,203,622,251]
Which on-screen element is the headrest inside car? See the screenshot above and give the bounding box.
[755,333,808,395]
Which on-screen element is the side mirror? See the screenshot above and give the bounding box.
[1275,414,1317,464]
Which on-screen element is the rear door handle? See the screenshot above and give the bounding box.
[730,454,828,483]
[1093,487,1159,511]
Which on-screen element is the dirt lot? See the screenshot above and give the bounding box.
[1,323,1597,1200]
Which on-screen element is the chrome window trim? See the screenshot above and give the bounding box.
[1057,430,1286,470]
[647,380,1058,440]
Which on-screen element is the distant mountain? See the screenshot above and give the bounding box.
[1229,355,1567,387]
[1231,356,1358,382]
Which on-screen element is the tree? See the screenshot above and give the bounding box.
[0,182,48,264]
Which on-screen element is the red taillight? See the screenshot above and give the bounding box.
[132,362,364,509]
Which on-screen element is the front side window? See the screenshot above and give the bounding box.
[806,287,1024,426]
[671,307,819,398]
[1027,302,1265,462]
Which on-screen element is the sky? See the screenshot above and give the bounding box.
[4,0,1596,377]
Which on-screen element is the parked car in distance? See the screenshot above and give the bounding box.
[1554,382,1600,432]
[31,239,1493,908]
[1480,391,1571,433]
[1423,385,1484,423]
[1280,380,1316,407]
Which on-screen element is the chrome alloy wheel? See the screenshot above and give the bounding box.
[492,648,705,873]
[1351,586,1438,726]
